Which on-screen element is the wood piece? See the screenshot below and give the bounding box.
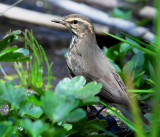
[80,0,119,9]
[47,0,155,42]
[139,6,156,19]
[76,0,156,19]
[0,3,109,35]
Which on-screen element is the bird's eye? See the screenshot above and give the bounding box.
[73,20,78,24]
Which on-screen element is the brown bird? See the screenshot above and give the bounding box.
[51,14,149,125]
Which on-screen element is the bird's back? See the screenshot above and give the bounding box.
[67,36,130,106]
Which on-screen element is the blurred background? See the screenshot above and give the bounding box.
[0,0,156,88]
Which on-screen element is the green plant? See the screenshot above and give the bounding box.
[110,8,132,19]
[101,28,160,136]
[13,30,53,90]
[0,30,30,62]
[0,76,105,137]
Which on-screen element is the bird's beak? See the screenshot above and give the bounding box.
[51,19,67,25]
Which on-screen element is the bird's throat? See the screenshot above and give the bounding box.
[69,35,78,49]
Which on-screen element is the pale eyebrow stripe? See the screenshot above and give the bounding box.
[66,17,92,28]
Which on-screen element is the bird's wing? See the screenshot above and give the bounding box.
[84,71,130,106]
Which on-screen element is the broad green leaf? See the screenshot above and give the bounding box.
[55,76,102,99]
[41,91,59,120]
[53,97,79,122]
[65,108,86,122]
[55,76,86,95]
[19,102,43,118]
[0,52,24,62]
[0,82,26,105]
[0,52,30,62]
[19,119,48,137]
[28,94,42,106]
[0,121,12,137]
[0,30,21,52]
[75,81,102,99]
[120,43,132,54]
[0,36,16,52]
[0,46,17,57]
[15,48,29,56]
[41,91,79,122]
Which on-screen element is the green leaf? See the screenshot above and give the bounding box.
[108,59,121,73]
[70,118,107,136]
[148,61,155,80]
[125,37,141,54]
[19,102,43,118]
[0,30,21,52]
[55,76,102,99]
[65,108,86,122]
[82,119,107,134]
[9,30,21,35]
[123,52,144,78]
[122,32,156,52]
[0,46,18,56]
[75,81,102,99]
[103,32,156,57]
[15,48,29,56]
[0,36,16,52]
[0,82,26,105]
[110,8,132,19]
[42,128,65,137]
[105,44,120,61]
[133,71,145,87]
[28,94,42,106]
[128,89,154,93]
[55,76,86,96]
[0,52,25,62]
[19,119,48,137]
[0,121,12,137]
[120,43,132,54]
[62,123,72,131]
[81,96,99,105]
[41,91,79,122]
[137,93,152,101]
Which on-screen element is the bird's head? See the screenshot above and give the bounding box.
[52,14,94,38]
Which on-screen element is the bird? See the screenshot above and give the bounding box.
[51,14,149,125]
